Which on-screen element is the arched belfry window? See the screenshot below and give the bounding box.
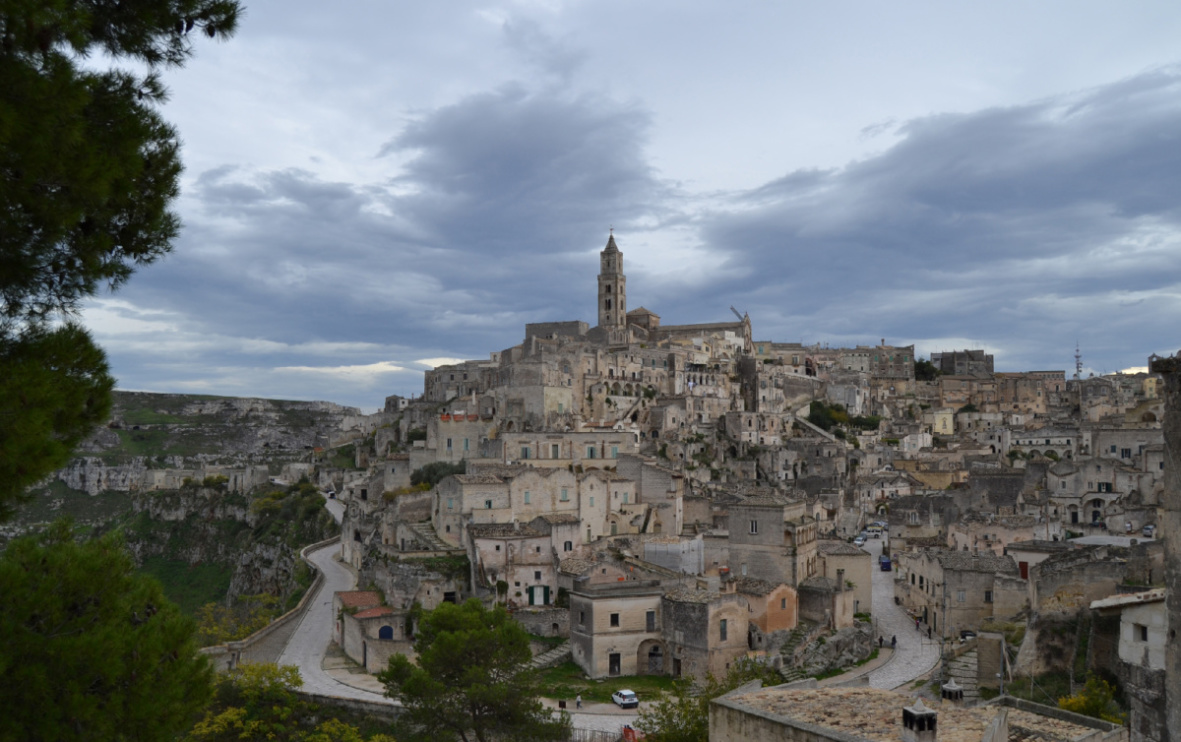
[606,299,612,310]
[606,285,612,293]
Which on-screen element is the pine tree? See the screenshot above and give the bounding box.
[0,0,241,519]
[0,521,215,740]
[379,599,570,742]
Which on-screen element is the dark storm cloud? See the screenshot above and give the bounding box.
[667,67,1181,371]
[105,84,674,404]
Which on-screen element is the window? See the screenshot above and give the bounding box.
[579,611,585,625]
[646,611,656,631]
[485,500,492,509]
[495,545,500,551]
[1121,448,1131,459]
[524,491,531,505]
[447,498,454,510]
[610,613,620,627]
[781,598,787,610]
[984,591,993,603]
[1136,624,1148,641]
[589,496,595,507]
[611,446,619,458]
[919,576,924,588]
[720,619,728,641]
[552,444,560,458]
[564,541,572,551]
[534,570,541,580]
[749,520,759,534]
[521,446,531,460]
[622,493,629,504]
[464,438,469,451]
[446,438,452,450]
[535,547,541,553]
[957,590,966,603]
[587,446,597,459]
[560,488,569,502]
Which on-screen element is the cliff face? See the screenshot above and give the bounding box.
[120,483,335,604]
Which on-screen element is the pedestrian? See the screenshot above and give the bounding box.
[879,636,883,648]
[576,694,582,710]
[891,635,897,649]
[927,626,932,640]
[915,617,920,631]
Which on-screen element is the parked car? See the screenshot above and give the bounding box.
[853,536,866,547]
[879,555,892,571]
[612,689,639,709]
[960,630,977,641]
[1143,524,1156,538]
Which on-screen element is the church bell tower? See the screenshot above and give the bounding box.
[597,231,626,330]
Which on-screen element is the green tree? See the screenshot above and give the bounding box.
[914,358,940,381]
[1058,674,1125,724]
[378,599,569,742]
[0,0,240,520]
[185,663,397,741]
[635,658,781,742]
[0,323,113,520]
[0,520,214,740]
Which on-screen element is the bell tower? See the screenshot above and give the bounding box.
[597,231,626,329]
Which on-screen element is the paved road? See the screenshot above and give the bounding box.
[279,494,628,732]
[277,539,394,702]
[863,537,942,690]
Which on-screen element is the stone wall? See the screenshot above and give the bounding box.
[512,606,570,638]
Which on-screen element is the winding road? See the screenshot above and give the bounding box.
[863,537,942,689]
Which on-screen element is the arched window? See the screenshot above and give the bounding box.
[379,625,394,640]
[564,541,573,551]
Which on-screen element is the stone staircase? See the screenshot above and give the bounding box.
[945,649,981,703]
[407,521,458,552]
[530,641,571,670]
[776,620,819,681]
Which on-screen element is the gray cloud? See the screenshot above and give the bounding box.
[92,54,1181,408]
[632,67,1181,372]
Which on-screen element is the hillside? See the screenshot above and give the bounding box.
[4,391,360,619]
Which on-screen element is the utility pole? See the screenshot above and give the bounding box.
[940,578,949,686]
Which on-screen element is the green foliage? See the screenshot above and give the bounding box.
[411,460,467,487]
[140,556,233,615]
[195,594,280,646]
[184,663,396,741]
[807,401,879,434]
[635,658,781,742]
[383,482,432,500]
[1058,675,1125,724]
[379,599,569,742]
[535,660,676,703]
[914,358,940,381]
[250,481,335,550]
[0,324,113,520]
[958,403,979,413]
[406,428,428,443]
[0,520,214,740]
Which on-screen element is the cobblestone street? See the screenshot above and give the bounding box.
[863,537,943,690]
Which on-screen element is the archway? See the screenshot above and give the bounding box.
[637,639,667,675]
[379,625,394,640]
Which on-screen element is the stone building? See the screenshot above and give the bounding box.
[895,550,1019,638]
[728,491,818,587]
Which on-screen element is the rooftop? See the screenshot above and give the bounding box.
[719,687,1101,742]
[337,591,382,609]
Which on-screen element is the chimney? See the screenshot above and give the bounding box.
[901,697,937,742]
[941,678,964,706]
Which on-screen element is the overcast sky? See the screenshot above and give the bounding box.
[82,1,1181,411]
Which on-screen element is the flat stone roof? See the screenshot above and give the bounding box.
[720,687,1099,742]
